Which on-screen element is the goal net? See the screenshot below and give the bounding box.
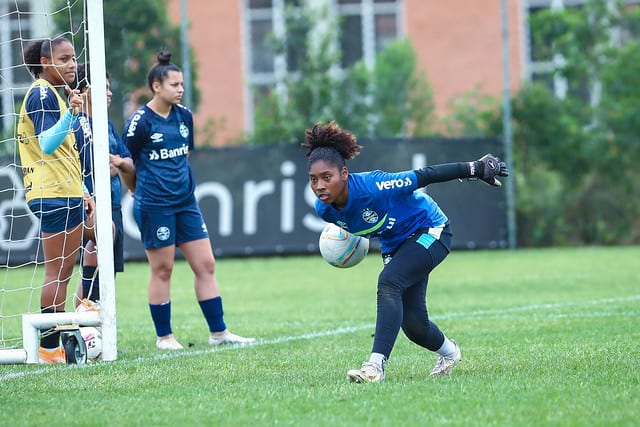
[0,0,116,363]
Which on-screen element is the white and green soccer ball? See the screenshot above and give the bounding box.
[318,223,369,268]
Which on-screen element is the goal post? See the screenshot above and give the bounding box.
[0,0,117,364]
[86,0,117,363]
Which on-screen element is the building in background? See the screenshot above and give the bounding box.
[166,0,536,146]
[0,0,601,145]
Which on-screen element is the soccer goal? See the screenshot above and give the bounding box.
[0,0,116,364]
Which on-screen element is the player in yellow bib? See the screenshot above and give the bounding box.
[17,37,95,363]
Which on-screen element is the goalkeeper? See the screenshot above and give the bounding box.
[17,37,95,364]
[302,121,508,383]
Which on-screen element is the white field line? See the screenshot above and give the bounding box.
[1,294,639,383]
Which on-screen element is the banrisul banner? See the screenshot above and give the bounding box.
[0,137,508,265]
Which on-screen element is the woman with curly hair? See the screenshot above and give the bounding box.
[302,121,508,382]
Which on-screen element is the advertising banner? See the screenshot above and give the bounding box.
[1,137,508,265]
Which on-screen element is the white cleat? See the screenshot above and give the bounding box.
[156,335,184,350]
[347,361,385,383]
[430,339,461,377]
[209,330,255,346]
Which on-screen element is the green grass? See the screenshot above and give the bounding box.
[1,246,639,426]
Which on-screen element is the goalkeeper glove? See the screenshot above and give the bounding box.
[470,154,509,187]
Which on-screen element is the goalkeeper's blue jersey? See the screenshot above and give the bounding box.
[122,103,195,208]
[315,169,448,254]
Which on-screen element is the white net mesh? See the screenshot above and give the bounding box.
[0,0,90,353]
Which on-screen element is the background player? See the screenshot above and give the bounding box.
[122,51,254,350]
[72,63,134,308]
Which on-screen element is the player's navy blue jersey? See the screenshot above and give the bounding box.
[122,104,195,208]
[74,115,131,208]
[316,169,448,254]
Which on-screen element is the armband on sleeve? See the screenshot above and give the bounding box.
[38,110,78,155]
[414,162,473,187]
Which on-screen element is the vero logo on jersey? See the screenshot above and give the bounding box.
[39,85,48,101]
[126,110,145,137]
[150,133,164,143]
[148,144,189,161]
[375,177,413,191]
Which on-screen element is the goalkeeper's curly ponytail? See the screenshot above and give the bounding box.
[301,121,363,170]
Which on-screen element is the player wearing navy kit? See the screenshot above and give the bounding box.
[302,121,508,383]
[122,51,254,350]
[73,63,134,306]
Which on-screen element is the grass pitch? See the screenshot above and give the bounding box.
[1,246,639,426]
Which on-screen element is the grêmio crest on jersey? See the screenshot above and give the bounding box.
[361,208,378,224]
[179,122,189,138]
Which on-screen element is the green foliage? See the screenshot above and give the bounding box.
[0,136,16,157]
[518,0,640,245]
[331,61,372,138]
[52,0,199,131]
[368,39,435,137]
[441,87,502,137]
[252,3,340,144]
[444,0,640,246]
[250,4,435,144]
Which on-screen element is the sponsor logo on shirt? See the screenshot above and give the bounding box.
[375,177,413,191]
[78,116,92,143]
[148,143,189,161]
[126,109,145,137]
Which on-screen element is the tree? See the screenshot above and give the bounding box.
[54,0,198,132]
[250,3,435,144]
[515,0,640,245]
[440,0,640,245]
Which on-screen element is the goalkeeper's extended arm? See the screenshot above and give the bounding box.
[38,110,78,155]
[414,154,509,187]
